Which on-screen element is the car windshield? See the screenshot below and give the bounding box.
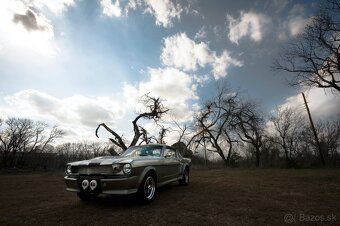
[122,145,163,157]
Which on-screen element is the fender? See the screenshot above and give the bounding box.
[181,163,190,174]
[137,166,158,187]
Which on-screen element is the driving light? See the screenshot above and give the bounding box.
[90,180,97,190]
[82,180,89,190]
[112,164,122,173]
[123,164,132,175]
[66,165,72,174]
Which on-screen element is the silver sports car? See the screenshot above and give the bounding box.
[64,144,191,203]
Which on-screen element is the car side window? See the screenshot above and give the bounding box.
[152,149,162,157]
[164,148,176,159]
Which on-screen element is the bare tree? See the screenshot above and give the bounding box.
[173,121,190,144]
[316,120,340,164]
[0,118,34,167]
[95,94,169,151]
[154,125,169,144]
[270,106,305,167]
[232,100,265,168]
[0,118,64,168]
[190,88,240,167]
[273,0,340,92]
[138,126,153,145]
[55,141,115,168]
[39,126,65,153]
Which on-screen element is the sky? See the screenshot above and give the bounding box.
[0,0,339,145]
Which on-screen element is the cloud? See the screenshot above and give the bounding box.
[287,5,309,36]
[100,0,122,18]
[194,26,207,40]
[3,89,124,128]
[29,0,76,15]
[183,0,199,16]
[279,88,340,121]
[124,0,142,14]
[161,33,242,79]
[123,67,198,122]
[227,11,270,45]
[101,0,183,28]
[13,9,47,31]
[143,0,182,27]
[211,50,243,79]
[277,4,309,40]
[161,33,211,71]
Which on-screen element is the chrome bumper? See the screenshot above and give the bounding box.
[64,175,139,195]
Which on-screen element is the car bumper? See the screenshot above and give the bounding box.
[64,175,139,195]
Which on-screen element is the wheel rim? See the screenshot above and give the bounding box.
[144,176,155,200]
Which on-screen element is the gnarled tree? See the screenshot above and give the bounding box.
[95,94,169,151]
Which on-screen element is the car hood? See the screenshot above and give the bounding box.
[68,155,157,166]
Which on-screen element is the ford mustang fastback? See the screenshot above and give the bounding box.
[64,144,191,203]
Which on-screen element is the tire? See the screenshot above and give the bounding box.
[76,192,98,201]
[138,172,157,204]
[179,167,189,186]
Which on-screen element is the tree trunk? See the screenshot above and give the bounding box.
[215,145,229,167]
[255,146,260,168]
[226,142,232,166]
[282,142,291,168]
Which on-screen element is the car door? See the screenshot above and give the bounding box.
[162,147,181,181]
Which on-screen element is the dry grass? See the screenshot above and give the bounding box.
[0,169,339,225]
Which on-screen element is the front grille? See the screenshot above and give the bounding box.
[78,165,113,175]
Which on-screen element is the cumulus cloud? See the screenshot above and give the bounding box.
[161,33,242,79]
[211,50,243,79]
[102,0,183,28]
[3,89,124,128]
[100,0,122,18]
[227,11,270,44]
[29,0,76,15]
[143,0,182,27]
[161,33,211,71]
[124,0,142,14]
[123,67,198,122]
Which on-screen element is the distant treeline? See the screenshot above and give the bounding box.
[0,111,339,170]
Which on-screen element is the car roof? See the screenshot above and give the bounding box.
[131,144,173,149]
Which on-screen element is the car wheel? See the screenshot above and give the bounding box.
[76,192,98,201]
[138,172,156,204]
[179,168,189,186]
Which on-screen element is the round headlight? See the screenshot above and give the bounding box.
[122,164,132,175]
[66,165,72,174]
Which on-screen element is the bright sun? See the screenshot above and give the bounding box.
[0,0,57,57]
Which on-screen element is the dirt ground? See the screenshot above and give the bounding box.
[0,169,339,226]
